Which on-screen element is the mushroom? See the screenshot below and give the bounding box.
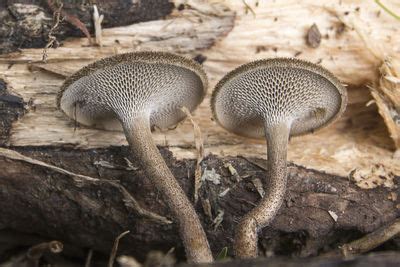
[57,51,213,263]
[211,58,347,258]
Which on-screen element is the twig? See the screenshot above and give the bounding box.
[0,147,99,183]
[92,5,104,46]
[42,2,64,62]
[108,231,130,267]
[0,147,171,225]
[340,218,400,257]
[375,0,400,21]
[27,241,63,259]
[119,185,172,224]
[242,0,256,18]
[181,106,204,204]
[85,249,93,267]
[47,0,92,44]
[26,241,63,266]
[212,209,224,231]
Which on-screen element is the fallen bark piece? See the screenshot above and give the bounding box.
[371,57,400,149]
[0,146,399,261]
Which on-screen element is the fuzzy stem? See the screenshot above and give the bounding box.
[123,115,213,263]
[234,122,289,258]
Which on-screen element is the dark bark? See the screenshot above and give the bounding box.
[0,0,174,54]
[0,79,26,146]
[0,145,399,263]
[180,252,400,267]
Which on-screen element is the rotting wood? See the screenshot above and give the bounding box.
[0,146,398,261]
[371,58,400,150]
[0,0,399,181]
[0,147,172,225]
[0,0,174,54]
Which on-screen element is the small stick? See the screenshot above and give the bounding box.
[47,0,92,44]
[26,240,63,267]
[181,106,204,204]
[42,2,64,62]
[340,218,400,257]
[242,0,256,17]
[92,5,104,46]
[85,249,93,267]
[27,240,63,260]
[375,0,400,21]
[108,230,130,267]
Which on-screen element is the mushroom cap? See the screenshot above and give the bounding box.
[211,58,347,139]
[57,51,207,130]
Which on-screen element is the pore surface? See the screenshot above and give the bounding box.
[213,66,342,138]
[60,62,204,130]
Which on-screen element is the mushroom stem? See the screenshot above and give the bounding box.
[234,122,289,258]
[123,115,213,263]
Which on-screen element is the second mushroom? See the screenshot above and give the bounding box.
[211,58,347,258]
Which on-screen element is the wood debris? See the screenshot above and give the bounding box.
[349,164,395,189]
[212,209,224,231]
[109,231,130,267]
[92,5,104,47]
[181,106,204,203]
[371,57,400,150]
[328,210,339,222]
[306,23,321,48]
[224,162,241,182]
[251,177,265,198]
[201,168,221,185]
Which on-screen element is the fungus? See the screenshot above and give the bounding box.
[57,51,213,263]
[211,58,347,258]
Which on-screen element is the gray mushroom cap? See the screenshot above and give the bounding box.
[211,58,347,139]
[57,51,207,130]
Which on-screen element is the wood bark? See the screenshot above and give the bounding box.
[180,252,400,267]
[0,146,399,262]
[0,0,174,54]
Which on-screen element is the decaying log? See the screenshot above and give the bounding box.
[0,146,399,261]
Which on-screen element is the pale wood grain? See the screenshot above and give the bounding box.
[1,0,399,178]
